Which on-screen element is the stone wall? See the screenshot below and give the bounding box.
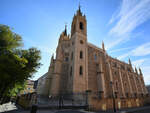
[88,94,147,111]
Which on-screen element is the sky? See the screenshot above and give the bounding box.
[0,0,150,85]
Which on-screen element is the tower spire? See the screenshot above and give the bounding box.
[79,2,81,12]
[51,54,54,62]
[135,67,138,74]
[139,68,142,75]
[102,41,105,51]
[77,3,82,16]
[129,58,132,66]
[64,24,67,35]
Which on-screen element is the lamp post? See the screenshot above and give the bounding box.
[110,81,116,112]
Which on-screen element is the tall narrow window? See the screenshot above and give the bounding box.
[134,93,137,98]
[70,66,72,76]
[94,53,97,61]
[126,93,128,98]
[79,66,83,75]
[116,82,118,90]
[80,22,84,30]
[80,51,83,59]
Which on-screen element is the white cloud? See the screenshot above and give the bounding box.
[115,42,150,85]
[107,0,150,49]
[109,46,133,53]
[141,66,150,85]
[117,42,150,60]
[105,34,129,50]
[132,59,147,67]
[107,0,150,85]
[132,42,150,56]
[117,51,131,60]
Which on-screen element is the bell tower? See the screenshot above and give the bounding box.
[71,5,87,37]
[69,5,88,96]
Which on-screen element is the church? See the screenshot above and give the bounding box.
[37,6,149,111]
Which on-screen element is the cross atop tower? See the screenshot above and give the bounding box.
[79,3,81,12]
[77,3,82,16]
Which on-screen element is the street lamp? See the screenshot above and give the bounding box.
[110,81,116,112]
[85,90,91,110]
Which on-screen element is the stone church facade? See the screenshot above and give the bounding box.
[37,6,149,111]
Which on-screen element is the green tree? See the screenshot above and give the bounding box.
[8,82,27,97]
[0,24,41,102]
[0,24,22,50]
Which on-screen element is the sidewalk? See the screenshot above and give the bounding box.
[0,102,17,113]
[121,105,150,113]
[0,102,28,113]
[1,102,150,113]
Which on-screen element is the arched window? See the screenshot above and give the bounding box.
[80,22,84,30]
[80,51,83,59]
[79,66,83,75]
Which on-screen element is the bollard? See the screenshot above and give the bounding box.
[30,105,38,113]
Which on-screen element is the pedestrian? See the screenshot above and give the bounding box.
[59,95,63,109]
[72,99,74,106]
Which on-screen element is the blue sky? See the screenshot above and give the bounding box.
[1,0,150,85]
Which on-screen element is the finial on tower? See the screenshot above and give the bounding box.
[129,58,132,66]
[51,54,54,62]
[79,2,81,12]
[77,2,82,16]
[139,68,142,75]
[102,41,105,51]
[64,24,67,35]
[135,67,138,74]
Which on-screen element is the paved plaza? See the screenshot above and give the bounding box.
[1,102,150,113]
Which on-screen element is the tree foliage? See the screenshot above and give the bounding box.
[0,24,22,50]
[0,24,41,99]
[8,82,27,97]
